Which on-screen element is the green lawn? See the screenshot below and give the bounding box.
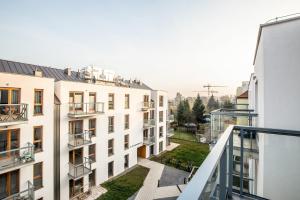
[171,130,198,142]
[98,165,149,200]
[151,138,209,171]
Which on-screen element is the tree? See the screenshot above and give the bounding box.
[176,101,185,125]
[222,99,234,109]
[183,99,193,123]
[192,94,205,123]
[207,95,219,112]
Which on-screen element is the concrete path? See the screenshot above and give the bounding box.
[135,158,187,200]
[135,158,165,200]
[166,142,180,151]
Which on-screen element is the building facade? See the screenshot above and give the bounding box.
[0,59,168,200]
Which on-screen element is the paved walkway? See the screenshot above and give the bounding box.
[135,158,165,200]
[135,158,187,200]
[166,142,180,151]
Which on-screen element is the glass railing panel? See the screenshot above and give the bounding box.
[68,102,104,116]
[0,104,28,124]
[0,143,34,170]
[68,131,92,147]
[3,181,34,200]
[68,157,92,179]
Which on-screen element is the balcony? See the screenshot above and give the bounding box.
[2,181,34,200]
[141,101,155,111]
[167,114,175,123]
[167,128,174,137]
[68,102,104,118]
[143,136,155,145]
[178,125,300,200]
[68,157,92,180]
[0,143,34,171]
[68,131,92,149]
[0,104,28,127]
[143,119,155,129]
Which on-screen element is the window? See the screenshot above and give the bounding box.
[0,170,20,197]
[124,114,129,129]
[159,111,163,122]
[33,126,43,153]
[34,162,43,190]
[89,93,96,111]
[150,128,154,137]
[125,94,130,109]
[89,170,96,187]
[108,116,114,133]
[69,92,83,112]
[124,154,129,169]
[0,129,19,159]
[89,144,96,162]
[89,119,96,137]
[108,139,114,156]
[108,93,114,110]
[124,135,129,150]
[159,141,163,153]
[159,126,163,138]
[108,161,114,177]
[159,95,164,107]
[34,89,43,115]
[150,110,154,119]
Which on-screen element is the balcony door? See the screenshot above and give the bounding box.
[0,88,20,115]
[69,120,83,135]
[89,93,96,112]
[143,95,149,103]
[69,178,83,198]
[69,92,84,112]
[0,129,19,160]
[0,170,19,199]
[69,148,83,165]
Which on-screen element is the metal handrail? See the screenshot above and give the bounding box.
[3,181,34,200]
[178,125,300,200]
[0,103,28,123]
[0,143,35,170]
[68,102,104,115]
[69,157,92,179]
[68,130,92,147]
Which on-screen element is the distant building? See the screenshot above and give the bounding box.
[236,81,249,96]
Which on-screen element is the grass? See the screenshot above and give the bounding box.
[172,130,198,142]
[98,165,149,200]
[151,138,209,171]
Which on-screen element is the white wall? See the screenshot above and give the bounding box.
[251,19,300,200]
[0,73,55,200]
[55,81,151,200]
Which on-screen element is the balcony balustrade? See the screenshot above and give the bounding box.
[0,143,34,171]
[68,131,92,149]
[178,125,300,200]
[141,101,154,111]
[68,102,104,118]
[0,104,28,126]
[2,181,34,200]
[68,157,92,180]
[143,119,155,129]
[143,136,155,145]
[167,128,174,137]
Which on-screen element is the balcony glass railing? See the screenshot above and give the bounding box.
[141,101,154,110]
[0,143,34,171]
[0,104,28,125]
[178,125,300,200]
[167,115,175,122]
[167,128,174,137]
[3,181,34,200]
[143,119,155,128]
[68,131,92,148]
[68,157,92,180]
[143,136,155,145]
[68,102,104,117]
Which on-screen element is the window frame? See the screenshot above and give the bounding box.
[125,94,130,109]
[124,134,129,150]
[124,114,129,130]
[88,144,96,162]
[33,162,43,190]
[159,126,163,138]
[108,93,114,110]
[124,154,129,169]
[34,89,43,115]
[108,116,114,133]
[33,126,43,153]
[159,95,164,107]
[108,139,114,156]
[159,111,164,122]
[89,118,96,137]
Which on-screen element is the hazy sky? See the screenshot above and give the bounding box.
[1,0,300,98]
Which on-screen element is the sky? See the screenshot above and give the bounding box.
[0,0,300,98]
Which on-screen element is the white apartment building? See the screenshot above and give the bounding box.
[0,60,168,200]
[179,15,300,200]
[248,16,300,200]
[0,61,55,200]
